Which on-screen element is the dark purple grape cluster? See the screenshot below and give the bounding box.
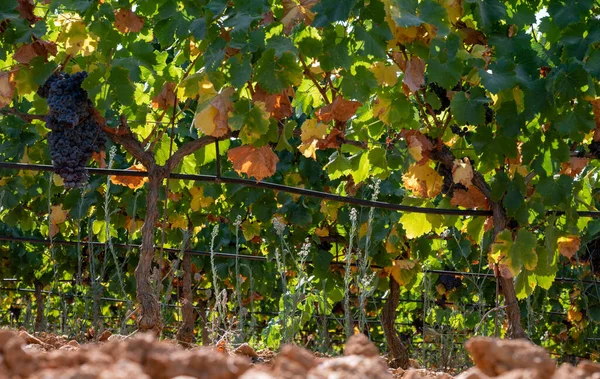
[484,104,494,124]
[450,125,470,137]
[39,72,106,188]
[437,163,454,196]
[46,71,92,126]
[438,274,462,291]
[428,82,450,114]
[589,141,600,159]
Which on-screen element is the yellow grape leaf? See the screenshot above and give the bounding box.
[114,8,144,33]
[125,217,144,234]
[557,235,580,259]
[227,145,279,181]
[194,105,219,136]
[373,95,392,125]
[50,205,67,225]
[404,130,433,165]
[299,138,319,160]
[110,164,148,190]
[315,227,329,237]
[568,307,583,322]
[370,62,399,87]
[320,201,341,222]
[169,214,187,229]
[442,0,463,23]
[13,67,36,95]
[0,71,15,108]
[402,163,443,198]
[403,56,425,92]
[189,187,215,211]
[388,260,417,286]
[359,222,368,239]
[55,16,98,56]
[49,205,68,237]
[300,118,328,141]
[452,158,474,187]
[242,220,261,241]
[52,174,64,187]
[399,212,432,239]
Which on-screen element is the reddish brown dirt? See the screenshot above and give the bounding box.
[0,330,598,379]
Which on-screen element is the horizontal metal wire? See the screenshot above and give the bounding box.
[1,236,597,286]
[0,162,492,216]
[0,235,267,261]
[423,269,600,286]
[2,162,599,218]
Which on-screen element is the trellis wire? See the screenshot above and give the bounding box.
[3,161,600,218]
[1,235,595,286]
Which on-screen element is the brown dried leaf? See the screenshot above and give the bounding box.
[253,86,293,120]
[13,44,37,64]
[316,128,344,149]
[110,164,149,190]
[114,8,144,33]
[403,56,425,92]
[227,145,279,181]
[17,0,35,22]
[557,236,580,259]
[560,157,589,178]
[281,0,318,34]
[0,71,15,108]
[151,82,177,111]
[317,96,362,123]
[91,150,107,168]
[450,187,489,209]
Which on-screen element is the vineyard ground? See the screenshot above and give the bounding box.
[0,328,598,379]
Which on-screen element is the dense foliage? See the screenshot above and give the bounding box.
[1,0,600,363]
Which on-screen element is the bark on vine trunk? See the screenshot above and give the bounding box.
[177,252,195,345]
[382,276,409,369]
[432,145,527,340]
[491,203,528,339]
[135,171,163,334]
[34,280,44,332]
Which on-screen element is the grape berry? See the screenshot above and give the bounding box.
[437,163,454,196]
[438,274,462,291]
[38,72,106,188]
[589,141,600,159]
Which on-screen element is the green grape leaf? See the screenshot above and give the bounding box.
[255,49,303,94]
[490,229,537,276]
[450,87,489,126]
[479,59,518,93]
[340,66,378,102]
[536,175,573,207]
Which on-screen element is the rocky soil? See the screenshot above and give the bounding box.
[0,329,598,379]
